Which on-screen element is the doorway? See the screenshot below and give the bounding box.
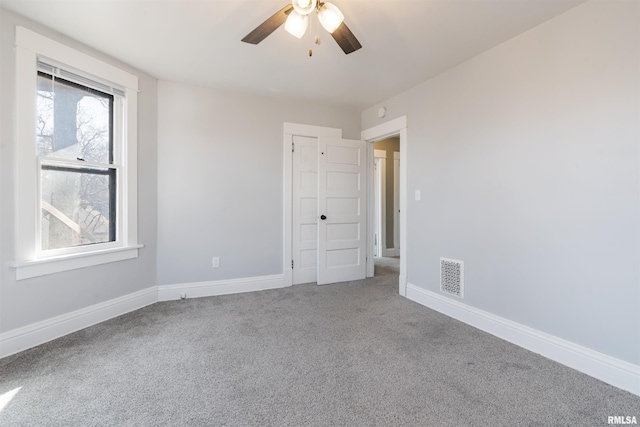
[283,117,408,296]
[373,137,400,259]
[362,116,408,296]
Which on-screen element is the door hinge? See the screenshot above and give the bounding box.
[291,259,294,269]
[292,142,295,152]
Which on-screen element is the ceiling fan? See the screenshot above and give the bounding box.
[241,0,362,55]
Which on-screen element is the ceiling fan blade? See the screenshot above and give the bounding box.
[242,5,294,45]
[331,22,362,54]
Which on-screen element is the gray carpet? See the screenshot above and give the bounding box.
[1,257,638,426]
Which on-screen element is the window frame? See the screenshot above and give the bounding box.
[36,70,118,256]
[13,26,141,280]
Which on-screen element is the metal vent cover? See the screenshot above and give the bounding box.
[440,258,464,298]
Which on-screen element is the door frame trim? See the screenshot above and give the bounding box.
[362,116,408,296]
[393,151,401,256]
[373,149,387,258]
[283,123,342,287]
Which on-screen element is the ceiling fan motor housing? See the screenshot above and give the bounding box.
[292,0,317,15]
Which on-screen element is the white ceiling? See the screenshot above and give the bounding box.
[0,0,585,109]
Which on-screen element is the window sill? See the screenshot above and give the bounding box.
[12,245,144,280]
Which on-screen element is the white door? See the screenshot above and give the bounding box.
[374,158,381,257]
[317,137,367,285]
[373,149,387,258]
[292,135,319,284]
[393,152,400,254]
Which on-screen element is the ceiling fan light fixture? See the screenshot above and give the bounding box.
[292,0,317,16]
[241,1,361,55]
[284,10,309,39]
[317,2,344,33]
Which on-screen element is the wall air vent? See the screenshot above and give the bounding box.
[440,258,464,298]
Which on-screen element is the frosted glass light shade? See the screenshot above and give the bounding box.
[292,0,317,16]
[285,11,309,39]
[318,2,344,33]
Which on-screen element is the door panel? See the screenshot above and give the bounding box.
[326,223,359,241]
[317,137,367,285]
[327,172,360,190]
[292,136,318,284]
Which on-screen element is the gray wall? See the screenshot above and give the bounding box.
[156,80,360,285]
[374,137,400,249]
[0,9,158,333]
[363,1,639,365]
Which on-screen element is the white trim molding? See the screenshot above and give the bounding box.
[361,116,407,142]
[406,283,640,396]
[15,27,138,89]
[12,245,143,280]
[0,274,288,358]
[0,287,156,358]
[158,274,286,301]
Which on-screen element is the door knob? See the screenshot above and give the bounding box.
[320,215,327,220]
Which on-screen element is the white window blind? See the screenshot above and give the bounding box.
[37,60,126,97]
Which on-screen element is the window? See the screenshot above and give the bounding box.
[13,27,141,280]
[37,68,117,253]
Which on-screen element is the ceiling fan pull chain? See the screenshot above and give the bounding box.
[308,13,317,57]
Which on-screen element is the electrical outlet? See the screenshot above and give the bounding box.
[212,257,220,268]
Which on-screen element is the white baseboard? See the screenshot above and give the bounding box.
[406,283,640,397]
[1,274,288,359]
[157,274,286,301]
[0,286,157,359]
[399,274,407,297]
